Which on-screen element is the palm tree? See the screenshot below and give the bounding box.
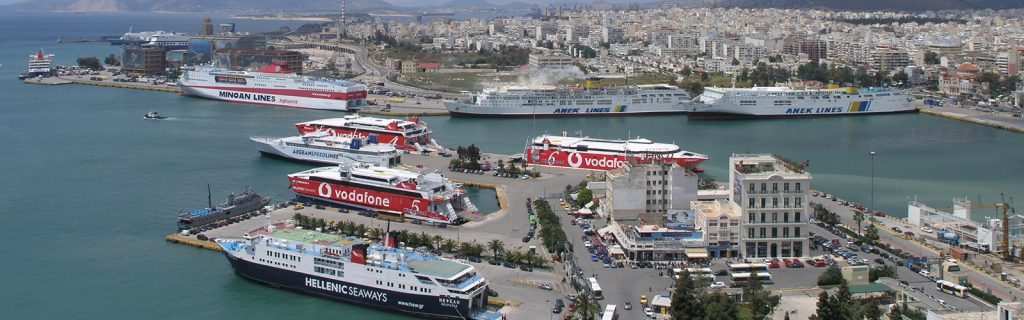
[431,235,444,252]
[458,242,473,256]
[854,210,865,235]
[505,250,521,264]
[355,224,368,238]
[342,221,356,235]
[574,291,599,320]
[487,239,505,259]
[470,243,485,257]
[441,239,458,253]
[368,227,383,240]
[523,250,537,267]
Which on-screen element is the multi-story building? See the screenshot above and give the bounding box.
[730,154,811,258]
[528,52,574,70]
[784,38,827,61]
[693,199,741,258]
[602,162,698,225]
[121,45,167,74]
[872,46,910,71]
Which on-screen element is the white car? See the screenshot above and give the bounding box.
[920,226,934,233]
[644,307,654,317]
[709,282,727,289]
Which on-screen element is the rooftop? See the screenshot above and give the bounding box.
[731,153,810,176]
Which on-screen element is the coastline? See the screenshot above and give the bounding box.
[919,107,1024,134]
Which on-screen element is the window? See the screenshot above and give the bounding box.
[795,197,803,208]
[759,228,766,238]
[795,183,802,192]
[795,227,801,237]
[783,228,789,238]
[748,198,755,209]
[760,183,767,192]
[748,213,755,223]
[772,198,778,208]
[784,197,790,208]
[748,228,755,238]
[772,183,778,192]
[772,212,778,223]
[771,228,778,238]
[783,212,789,223]
[784,183,790,192]
[749,183,755,193]
[760,212,766,223]
[761,198,766,208]
[795,212,801,222]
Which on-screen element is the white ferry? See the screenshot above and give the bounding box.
[690,86,916,119]
[178,61,368,111]
[444,82,694,117]
[250,132,402,167]
[216,228,490,319]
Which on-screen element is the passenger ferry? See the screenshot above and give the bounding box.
[295,115,442,153]
[178,61,368,111]
[19,50,54,80]
[445,81,695,117]
[690,85,916,119]
[250,132,402,167]
[526,134,707,171]
[216,228,489,319]
[288,163,476,225]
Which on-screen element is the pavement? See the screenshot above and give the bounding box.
[920,105,1024,133]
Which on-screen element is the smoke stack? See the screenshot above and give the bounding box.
[351,243,368,264]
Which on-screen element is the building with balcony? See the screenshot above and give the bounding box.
[121,45,167,75]
[693,199,741,258]
[730,154,812,258]
[604,210,707,261]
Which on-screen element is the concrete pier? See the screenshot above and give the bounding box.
[920,106,1024,134]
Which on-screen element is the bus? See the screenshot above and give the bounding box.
[588,277,604,300]
[601,304,617,320]
[730,272,773,287]
[672,267,714,280]
[728,262,769,273]
[936,280,968,298]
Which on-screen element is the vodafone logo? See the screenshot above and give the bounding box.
[318,182,332,197]
[567,152,584,168]
[583,156,626,169]
[547,151,559,165]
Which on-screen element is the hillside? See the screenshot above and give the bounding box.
[2,0,395,12]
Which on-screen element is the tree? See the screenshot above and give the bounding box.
[576,188,593,208]
[817,266,844,286]
[810,290,841,320]
[702,293,739,320]
[103,54,120,66]
[744,275,779,320]
[923,51,939,65]
[892,70,909,87]
[76,56,102,70]
[670,269,704,320]
[814,204,840,229]
[441,239,457,253]
[681,65,692,76]
[731,57,740,65]
[865,224,880,245]
[684,80,704,97]
[487,239,504,258]
[869,263,897,282]
[698,176,719,190]
[853,211,865,235]
[574,291,599,320]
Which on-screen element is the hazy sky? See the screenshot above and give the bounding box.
[0,0,612,6]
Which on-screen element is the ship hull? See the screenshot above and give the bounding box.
[526,147,706,171]
[687,108,919,120]
[250,137,398,167]
[689,92,917,119]
[295,125,427,152]
[222,253,470,319]
[289,176,454,224]
[445,101,689,117]
[179,84,354,111]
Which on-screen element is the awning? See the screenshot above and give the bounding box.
[597,225,615,237]
[684,248,709,259]
[608,246,625,257]
[577,208,593,216]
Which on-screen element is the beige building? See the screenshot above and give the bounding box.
[842,265,870,285]
[528,52,574,70]
[601,162,698,225]
[693,199,741,258]
[730,154,812,258]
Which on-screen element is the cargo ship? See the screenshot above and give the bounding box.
[295,115,442,153]
[250,132,402,167]
[177,187,271,231]
[689,85,916,119]
[526,134,707,171]
[288,163,476,225]
[444,82,694,117]
[178,61,368,111]
[215,228,489,319]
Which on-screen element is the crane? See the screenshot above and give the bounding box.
[936,195,1015,259]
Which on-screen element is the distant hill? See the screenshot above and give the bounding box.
[683,0,1024,11]
[439,0,499,9]
[1,0,395,12]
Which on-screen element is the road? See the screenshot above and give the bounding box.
[812,193,1023,304]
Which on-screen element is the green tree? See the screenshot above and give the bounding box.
[865,224,880,244]
[574,291,599,320]
[809,290,841,320]
[814,204,840,229]
[702,293,739,320]
[681,65,692,76]
[744,275,779,320]
[923,51,939,65]
[487,239,504,258]
[892,70,909,86]
[76,56,102,70]
[853,211,865,235]
[576,188,593,207]
[670,269,704,320]
[698,176,719,190]
[817,266,845,286]
[441,238,457,253]
[869,263,898,282]
[103,54,120,66]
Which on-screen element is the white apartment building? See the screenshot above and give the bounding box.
[693,199,742,258]
[601,162,698,224]
[730,154,812,258]
[528,52,574,70]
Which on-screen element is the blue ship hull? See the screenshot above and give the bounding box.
[223,253,473,319]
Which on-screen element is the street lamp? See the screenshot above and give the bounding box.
[870,151,877,216]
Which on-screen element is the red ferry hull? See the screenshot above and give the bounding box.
[525,148,706,171]
[289,176,451,223]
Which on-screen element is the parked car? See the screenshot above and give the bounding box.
[709,282,727,289]
[920,226,934,233]
[538,282,553,290]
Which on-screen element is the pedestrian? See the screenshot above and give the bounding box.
[649,287,652,292]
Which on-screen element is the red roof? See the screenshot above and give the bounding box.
[417,63,441,69]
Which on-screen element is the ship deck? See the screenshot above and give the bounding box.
[402,253,472,279]
[269,228,357,247]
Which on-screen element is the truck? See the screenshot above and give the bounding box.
[383,97,406,103]
[937,231,960,245]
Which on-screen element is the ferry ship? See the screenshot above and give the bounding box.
[288,163,476,225]
[178,61,368,111]
[216,228,489,319]
[19,50,54,80]
[295,115,442,153]
[250,132,402,167]
[177,187,270,231]
[444,82,695,117]
[526,134,708,171]
[140,31,190,50]
[690,85,916,119]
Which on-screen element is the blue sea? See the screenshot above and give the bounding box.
[1,11,1023,319]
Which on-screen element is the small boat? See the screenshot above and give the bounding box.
[144,111,167,120]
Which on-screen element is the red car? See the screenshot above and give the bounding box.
[768,261,781,269]
[874,211,887,217]
[815,260,828,267]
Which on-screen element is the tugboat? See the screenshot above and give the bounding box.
[177,186,271,231]
[144,111,167,120]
